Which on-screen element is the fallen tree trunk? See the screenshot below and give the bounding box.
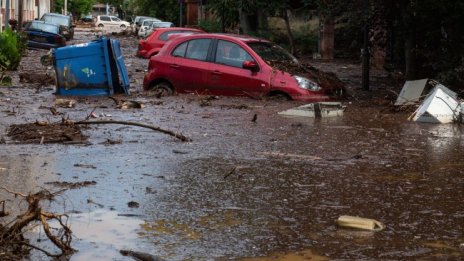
[75,120,192,142]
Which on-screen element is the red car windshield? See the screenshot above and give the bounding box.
[247,42,298,64]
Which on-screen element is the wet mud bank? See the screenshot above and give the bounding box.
[0,28,463,260]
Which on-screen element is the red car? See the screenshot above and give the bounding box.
[143,33,345,101]
[137,27,204,58]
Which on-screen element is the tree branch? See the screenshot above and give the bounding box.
[75,120,192,142]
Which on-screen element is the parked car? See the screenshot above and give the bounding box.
[143,34,345,101]
[40,13,74,40]
[137,18,161,38]
[95,15,130,29]
[137,27,204,58]
[23,20,66,49]
[143,21,174,38]
[133,16,156,34]
[81,14,94,23]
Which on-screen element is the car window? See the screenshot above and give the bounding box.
[171,39,211,61]
[111,17,121,22]
[172,41,188,57]
[247,42,298,64]
[160,31,180,41]
[27,22,59,34]
[42,15,69,26]
[160,31,178,41]
[159,30,199,41]
[185,39,211,61]
[215,40,254,68]
[100,16,110,21]
[153,22,172,28]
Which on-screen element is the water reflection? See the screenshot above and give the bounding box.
[65,210,146,261]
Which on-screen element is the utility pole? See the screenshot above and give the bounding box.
[179,0,183,27]
[18,0,23,29]
[5,0,10,29]
[64,0,67,15]
[361,0,370,91]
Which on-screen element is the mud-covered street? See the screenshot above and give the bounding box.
[0,28,463,260]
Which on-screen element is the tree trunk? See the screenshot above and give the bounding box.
[402,1,416,80]
[239,9,257,34]
[282,10,295,55]
[320,15,334,60]
[239,10,268,35]
[404,34,416,80]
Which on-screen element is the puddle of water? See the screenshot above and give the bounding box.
[31,210,150,261]
[69,210,147,261]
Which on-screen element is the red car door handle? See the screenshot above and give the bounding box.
[212,71,222,75]
[170,64,180,68]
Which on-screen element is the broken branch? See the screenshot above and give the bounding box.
[75,120,192,142]
[0,188,75,257]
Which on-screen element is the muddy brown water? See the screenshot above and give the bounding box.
[0,28,463,260]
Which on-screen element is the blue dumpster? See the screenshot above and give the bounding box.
[53,37,130,96]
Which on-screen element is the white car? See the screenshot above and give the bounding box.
[95,15,130,29]
[137,18,161,38]
[143,22,174,38]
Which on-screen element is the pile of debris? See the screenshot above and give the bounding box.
[395,79,463,124]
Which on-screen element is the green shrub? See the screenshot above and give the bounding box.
[0,29,23,70]
[198,19,222,33]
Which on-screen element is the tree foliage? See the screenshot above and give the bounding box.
[54,0,94,18]
[125,0,179,24]
[118,0,464,87]
[0,29,25,71]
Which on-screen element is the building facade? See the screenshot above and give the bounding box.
[1,0,50,31]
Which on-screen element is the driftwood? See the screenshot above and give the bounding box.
[75,120,192,142]
[0,187,75,258]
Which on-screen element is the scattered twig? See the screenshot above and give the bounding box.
[85,107,98,120]
[224,167,237,179]
[75,120,192,142]
[1,186,27,198]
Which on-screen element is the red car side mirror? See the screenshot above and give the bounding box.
[243,60,259,73]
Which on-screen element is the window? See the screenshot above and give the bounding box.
[160,30,198,41]
[247,42,297,64]
[172,39,211,61]
[185,39,211,61]
[160,31,181,41]
[111,17,121,22]
[215,40,254,68]
[172,42,188,57]
[41,15,70,26]
[100,16,110,21]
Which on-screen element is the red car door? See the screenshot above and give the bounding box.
[168,38,212,94]
[207,40,269,97]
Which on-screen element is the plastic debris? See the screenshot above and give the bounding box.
[55,98,77,108]
[409,84,462,124]
[278,102,345,118]
[395,78,430,106]
[336,215,385,231]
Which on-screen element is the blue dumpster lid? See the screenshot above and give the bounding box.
[109,39,130,95]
